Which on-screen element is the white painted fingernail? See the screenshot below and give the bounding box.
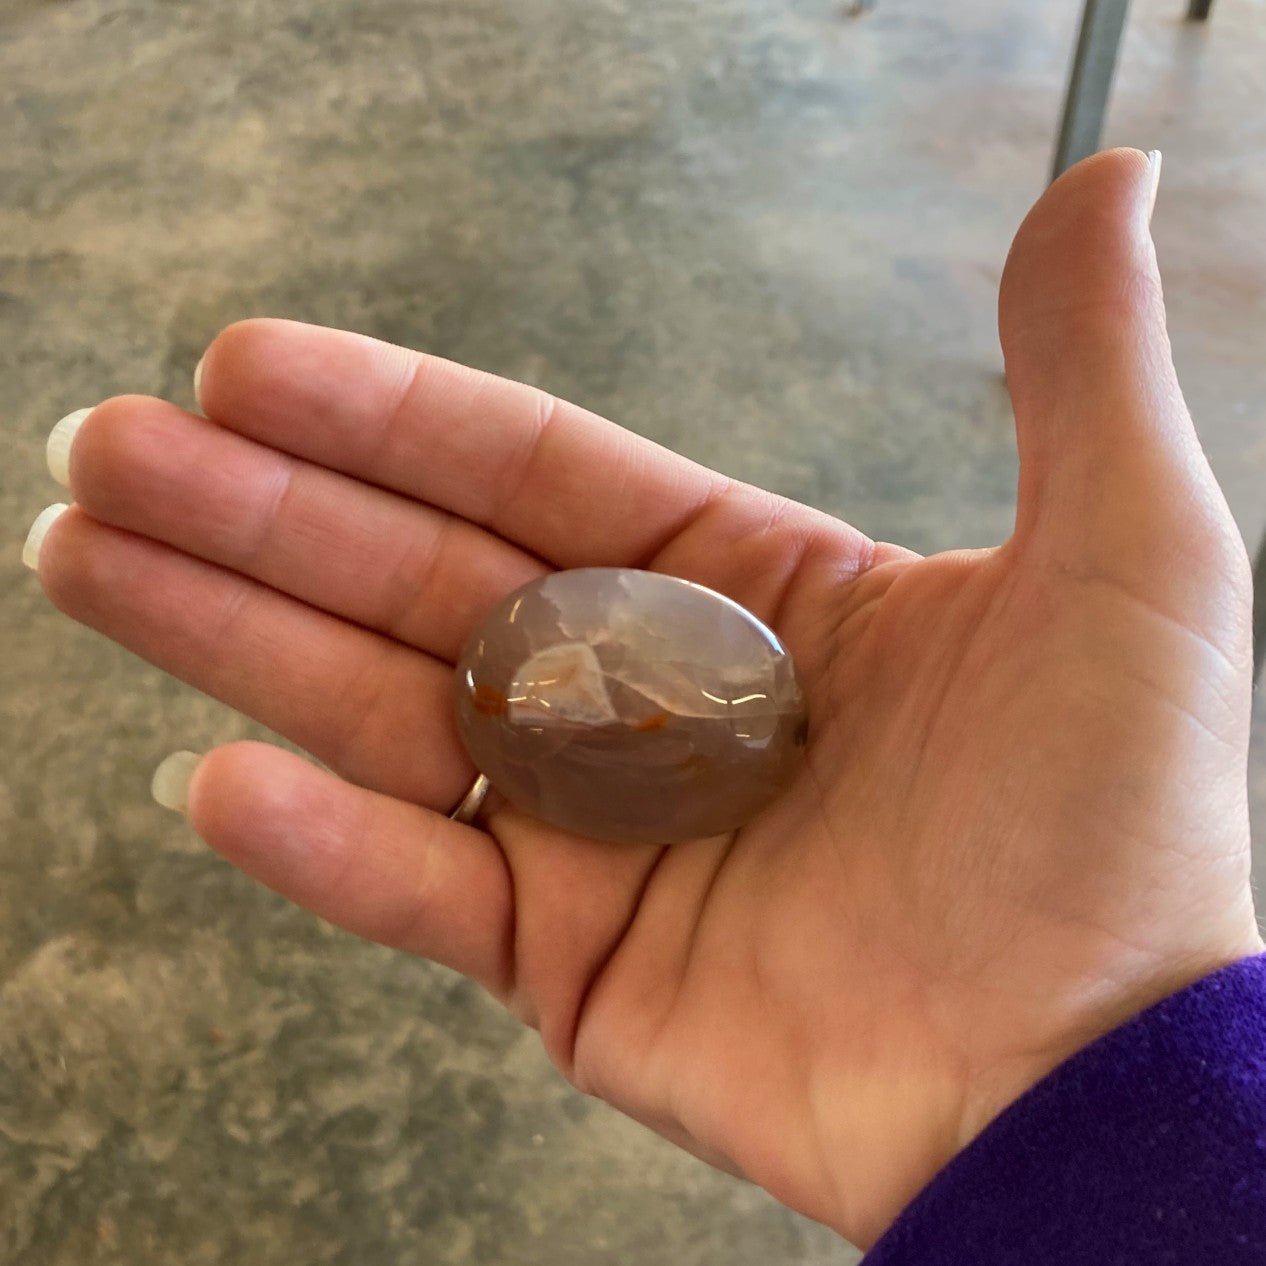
[193,354,206,408]
[152,750,203,814]
[1146,149,1162,225]
[46,408,93,486]
[22,503,69,571]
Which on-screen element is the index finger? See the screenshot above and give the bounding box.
[197,319,731,570]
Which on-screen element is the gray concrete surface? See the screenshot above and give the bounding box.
[3,0,1265,1261]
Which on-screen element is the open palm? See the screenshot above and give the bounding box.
[34,151,1261,1250]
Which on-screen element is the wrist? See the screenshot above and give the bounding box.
[862,949,1266,1264]
[957,924,1266,1162]
[831,923,1264,1250]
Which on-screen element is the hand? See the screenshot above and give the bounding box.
[31,150,1262,1250]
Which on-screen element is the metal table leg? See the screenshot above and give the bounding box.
[1253,530,1266,687]
[1187,0,1213,20]
[1051,0,1132,181]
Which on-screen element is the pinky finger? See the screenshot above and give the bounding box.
[156,742,515,995]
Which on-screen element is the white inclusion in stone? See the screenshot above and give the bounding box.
[601,658,729,719]
[508,642,619,726]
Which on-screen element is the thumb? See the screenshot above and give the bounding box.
[1000,148,1248,644]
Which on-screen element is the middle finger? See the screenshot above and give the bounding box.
[58,395,547,662]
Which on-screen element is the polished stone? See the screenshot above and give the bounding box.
[456,569,807,843]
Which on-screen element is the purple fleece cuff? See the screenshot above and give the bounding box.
[863,952,1266,1265]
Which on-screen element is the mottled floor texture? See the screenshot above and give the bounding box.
[3,0,1266,1262]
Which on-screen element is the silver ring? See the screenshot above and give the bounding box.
[449,773,491,825]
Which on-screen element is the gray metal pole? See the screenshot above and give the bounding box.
[1253,530,1266,687]
[1051,0,1132,181]
[1188,0,1213,20]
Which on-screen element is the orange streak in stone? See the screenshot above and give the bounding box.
[631,713,670,732]
[472,685,508,717]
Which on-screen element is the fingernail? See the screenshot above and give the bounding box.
[193,354,206,408]
[46,407,93,487]
[1146,149,1162,225]
[22,503,69,571]
[152,750,203,814]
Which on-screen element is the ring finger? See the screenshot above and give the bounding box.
[34,508,475,808]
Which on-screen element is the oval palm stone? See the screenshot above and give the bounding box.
[454,568,807,843]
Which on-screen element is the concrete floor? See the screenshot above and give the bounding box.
[3,0,1266,1262]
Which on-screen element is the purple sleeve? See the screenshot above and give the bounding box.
[863,952,1266,1265]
